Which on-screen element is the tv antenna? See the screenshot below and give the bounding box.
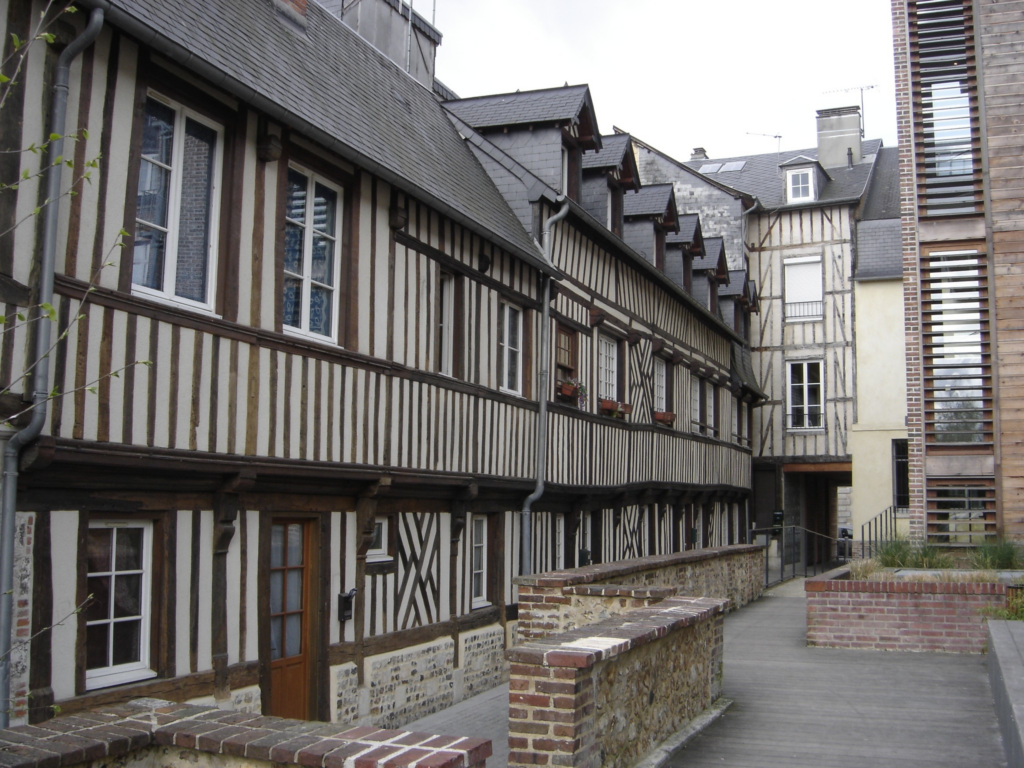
[823,84,876,137]
[746,132,783,171]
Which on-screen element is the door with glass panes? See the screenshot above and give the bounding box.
[268,520,313,719]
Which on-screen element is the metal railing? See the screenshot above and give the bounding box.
[860,505,904,559]
[748,525,850,587]
[784,300,824,320]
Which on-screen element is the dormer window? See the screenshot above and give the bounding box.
[787,169,813,202]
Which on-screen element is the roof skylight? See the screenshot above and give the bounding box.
[698,163,722,174]
[719,161,746,172]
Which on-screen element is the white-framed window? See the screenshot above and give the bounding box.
[598,335,618,401]
[788,360,823,430]
[499,302,522,394]
[283,165,343,341]
[706,380,717,437]
[653,357,667,413]
[85,520,156,690]
[787,168,814,203]
[367,516,391,562]
[438,272,454,376]
[132,92,223,312]
[470,515,488,608]
[733,395,740,443]
[690,376,701,433]
[740,400,749,446]
[784,255,823,320]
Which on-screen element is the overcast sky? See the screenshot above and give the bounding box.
[430,0,898,162]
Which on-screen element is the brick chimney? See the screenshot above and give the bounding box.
[816,106,862,168]
[691,147,709,161]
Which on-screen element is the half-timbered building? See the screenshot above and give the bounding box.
[0,0,761,730]
[630,109,902,552]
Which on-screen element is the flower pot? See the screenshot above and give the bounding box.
[654,411,676,425]
[558,382,580,398]
[598,398,619,415]
[618,403,633,415]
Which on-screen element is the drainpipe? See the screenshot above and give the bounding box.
[0,7,104,728]
[520,197,569,578]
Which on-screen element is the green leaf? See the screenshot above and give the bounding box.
[15,313,24,322]
[81,129,88,140]
[10,33,21,50]
[0,74,9,84]
[40,33,55,44]
[86,386,97,395]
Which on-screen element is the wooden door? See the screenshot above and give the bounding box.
[269,520,311,719]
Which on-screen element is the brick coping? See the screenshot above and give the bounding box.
[562,584,677,598]
[805,567,1007,595]
[506,596,728,668]
[0,699,490,768]
[513,545,762,588]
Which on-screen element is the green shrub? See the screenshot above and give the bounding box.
[969,538,1022,571]
[984,585,1024,621]
[910,545,955,570]
[876,538,913,568]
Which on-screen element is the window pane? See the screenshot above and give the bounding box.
[136,160,171,229]
[284,223,304,275]
[286,568,303,612]
[807,363,821,384]
[309,286,333,336]
[286,170,308,224]
[311,235,334,286]
[86,623,110,670]
[313,184,337,236]
[115,528,143,571]
[269,570,283,614]
[112,619,141,665]
[285,613,302,658]
[270,616,283,661]
[472,571,483,599]
[286,524,304,565]
[113,573,142,618]
[507,348,519,391]
[87,529,112,573]
[271,525,285,568]
[174,119,216,303]
[508,307,520,350]
[283,277,302,328]
[141,99,176,168]
[86,576,110,622]
[132,226,167,290]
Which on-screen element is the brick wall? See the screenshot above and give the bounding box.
[507,596,727,768]
[806,568,1006,653]
[0,698,490,768]
[514,545,763,641]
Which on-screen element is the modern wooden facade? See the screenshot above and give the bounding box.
[0,0,759,728]
[893,0,1024,542]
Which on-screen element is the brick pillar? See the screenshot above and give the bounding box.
[508,660,596,768]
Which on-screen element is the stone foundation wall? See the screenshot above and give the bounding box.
[806,568,1006,653]
[506,596,727,768]
[460,625,508,698]
[515,545,762,640]
[366,638,456,728]
[0,698,490,768]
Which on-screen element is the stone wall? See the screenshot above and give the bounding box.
[366,638,455,728]
[806,568,1006,653]
[0,698,490,768]
[514,545,763,640]
[506,596,727,768]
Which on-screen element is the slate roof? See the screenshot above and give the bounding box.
[90,0,549,271]
[720,270,749,297]
[695,237,725,272]
[861,146,901,221]
[444,85,594,130]
[582,133,632,170]
[668,214,700,245]
[624,184,674,217]
[731,342,766,400]
[683,139,883,209]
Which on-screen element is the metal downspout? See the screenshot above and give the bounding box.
[520,198,569,578]
[0,8,105,727]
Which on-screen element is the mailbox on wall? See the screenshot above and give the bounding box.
[771,509,784,533]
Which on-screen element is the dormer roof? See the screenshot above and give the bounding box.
[694,237,730,284]
[582,133,640,190]
[666,214,704,254]
[444,85,601,150]
[623,183,678,231]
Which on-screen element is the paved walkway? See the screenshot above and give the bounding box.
[406,579,1008,768]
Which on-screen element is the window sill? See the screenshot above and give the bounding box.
[787,428,825,435]
[471,599,491,611]
[131,287,219,318]
[283,325,339,347]
[499,387,524,398]
[784,316,823,324]
[85,667,157,692]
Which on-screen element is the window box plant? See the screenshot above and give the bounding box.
[654,411,676,425]
[598,398,619,416]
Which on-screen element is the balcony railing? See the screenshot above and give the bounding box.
[785,301,823,320]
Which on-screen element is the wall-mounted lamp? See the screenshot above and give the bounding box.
[338,588,358,623]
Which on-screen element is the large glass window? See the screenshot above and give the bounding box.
[787,169,812,202]
[598,335,618,401]
[132,94,222,310]
[499,303,522,394]
[788,360,823,429]
[470,515,487,608]
[284,167,342,340]
[438,273,454,376]
[653,357,667,413]
[85,520,155,690]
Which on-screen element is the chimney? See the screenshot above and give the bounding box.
[336,0,442,89]
[272,0,308,28]
[691,147,709,161]
[816,106,862,169]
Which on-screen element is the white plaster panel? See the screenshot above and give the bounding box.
[244,510,259,661]
[49,511,79,702]
[197,510,214,671]
[175,510,192,675]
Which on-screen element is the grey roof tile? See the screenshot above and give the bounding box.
[624,184,673,217]
[720,270,748,297]
[444,85,591,129]
[582,134,631,170]
[667,213,700,245]
[861,146,901,220]
[695,237,724,271]
[682,140,884,209]
[101,0,546,268]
